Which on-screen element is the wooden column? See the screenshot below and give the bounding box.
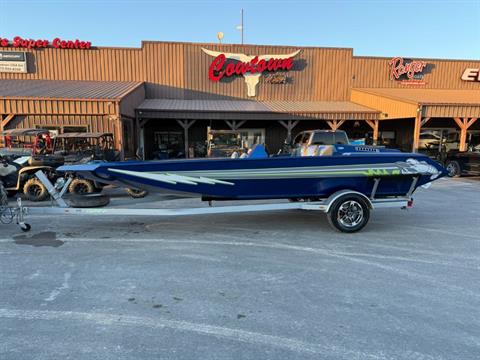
[1,114,15,148]
[412,111,431,152]
[326,119,346,131]
[278,120,300,142]
[365,120,379,145]
[453,117,478,151]
[176,120,196,158]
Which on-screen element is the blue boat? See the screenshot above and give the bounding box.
[58,144,447,201]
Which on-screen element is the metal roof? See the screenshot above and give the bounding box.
[1,128,51,136]
[353,88,480,106]
[56,132,113,139]
[0,79,143,101]
[138,99,379,114]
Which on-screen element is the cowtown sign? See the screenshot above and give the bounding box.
[0,36,92,49]
[389,57,428,85]
[461,68,480,82]
[202,48,302,96]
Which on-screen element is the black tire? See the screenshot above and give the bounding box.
[23,178,49,202]
[69,178,96,195]
[126,188,148,199]
[20,223,31,232]
[327,194,370,233]
[67,193,110,208]
[445,160,461,177]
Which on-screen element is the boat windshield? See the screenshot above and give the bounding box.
[311,132,349,145]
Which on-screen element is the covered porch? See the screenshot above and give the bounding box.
[351,88,480,152]
[136,99,381,159]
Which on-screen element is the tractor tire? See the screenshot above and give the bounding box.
[23,178,49,202]
[67,193,110,208]
[126,188,148,199]
[69,178,96,195]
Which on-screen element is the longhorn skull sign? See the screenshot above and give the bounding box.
[202,48,302,97]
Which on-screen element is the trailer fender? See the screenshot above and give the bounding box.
[324,190,373,213]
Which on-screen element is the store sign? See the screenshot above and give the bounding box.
[202,48,301,96]
[0,36,91,49]
[0,51,27,73]
[461,68,480,82]
[389,57,428,85]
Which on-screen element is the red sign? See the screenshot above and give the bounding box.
[389,57,427,81]
[0,36,91,49]
[208,54,295,82]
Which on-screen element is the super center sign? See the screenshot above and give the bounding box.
[0,36,92,49]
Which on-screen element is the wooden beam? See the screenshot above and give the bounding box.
[420,117,431,127]
[1,114,15,130]
[336,119,346,129]
[453,117,464,129]
[365,119,375,129]
[326,120,337,130]
[466,117,478,129]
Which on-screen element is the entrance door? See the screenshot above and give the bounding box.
[154,131,184,159]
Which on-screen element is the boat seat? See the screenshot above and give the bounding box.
[301,145,334,156]
[248,145,269,159]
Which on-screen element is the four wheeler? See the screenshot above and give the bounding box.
[52,132,147,198]
[0,155,60,201]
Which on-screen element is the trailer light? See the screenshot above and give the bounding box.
[407,199,414,208]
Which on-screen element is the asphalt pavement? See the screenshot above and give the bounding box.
[0,177,479,360]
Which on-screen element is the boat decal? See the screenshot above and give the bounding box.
[108,168,235,186]
[132,162,434,180]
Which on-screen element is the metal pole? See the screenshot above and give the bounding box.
[241,8,244,44]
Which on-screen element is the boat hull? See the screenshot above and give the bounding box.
[59,152,447,200]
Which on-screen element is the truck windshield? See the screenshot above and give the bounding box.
[311,132,349,145]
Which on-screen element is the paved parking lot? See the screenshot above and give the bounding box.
[1,177,479,360]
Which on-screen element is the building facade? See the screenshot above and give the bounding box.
[0,38,479,158]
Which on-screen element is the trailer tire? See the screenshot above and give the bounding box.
[327,194,370,233]
[126,188,148,199]
[23,178,49,202]
[67,194,110,208]
[69,178,96,195]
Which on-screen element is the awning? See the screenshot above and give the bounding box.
[0,79,145,117]
[351,88,480,119]
[137,99,380,120]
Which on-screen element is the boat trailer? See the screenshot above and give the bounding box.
[1,171,418,233]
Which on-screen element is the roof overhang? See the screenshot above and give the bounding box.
[137,100,380,121]
[351,88,480,119]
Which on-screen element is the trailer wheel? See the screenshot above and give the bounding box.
[327,194,370,233]
[126,188,148,198]
[69,178,95,195]
[23,178,49,202]
[67,194,110,208]
[20,223,31,232]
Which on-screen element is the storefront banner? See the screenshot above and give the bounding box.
[0,51,27,73]
[202,48,301,96]
[0,36,91,49]
[389,57,430,85]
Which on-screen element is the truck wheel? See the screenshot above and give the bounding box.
[67,194,110,208]
[445,161,461,177]
[23,178,49,202]
[327,194,370,233]
[126,188,148,198]
[69,178,95,195]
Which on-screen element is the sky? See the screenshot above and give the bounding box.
[0,0,479,60]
